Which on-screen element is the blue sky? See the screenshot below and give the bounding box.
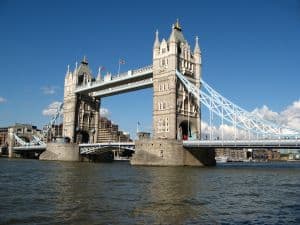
[0,0,300,137]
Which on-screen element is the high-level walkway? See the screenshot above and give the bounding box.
[75,65,153,97]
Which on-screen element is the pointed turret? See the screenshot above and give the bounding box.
[96,66,102,81]
[81,55,88,65]
[169,19,186,44]
[194,36,201,54]
[174,18,182,31]
[67,64,70,74]
[169,24,176,43]
[153,30,160,59]
[74,61,78,74]
[154,30,160,49]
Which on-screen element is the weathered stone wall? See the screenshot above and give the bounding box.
[39,143,80,161]
[131,139,215,166]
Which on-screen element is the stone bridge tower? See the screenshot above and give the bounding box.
[63,57,100,143]
[131,21,213,167]
[152,21,202,140]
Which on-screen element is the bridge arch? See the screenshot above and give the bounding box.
[76,130,89,143]
[178,120,197,140]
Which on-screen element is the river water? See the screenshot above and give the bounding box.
[0,158,299,225]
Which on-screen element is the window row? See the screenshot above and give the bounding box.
[157,117,169,133]
[180,60,194,71]
[160,58,168,67]
[158,82,169,92]
[158,101,167,110]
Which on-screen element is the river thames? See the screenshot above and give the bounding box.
[0,158,299,225]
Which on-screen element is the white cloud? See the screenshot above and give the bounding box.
[252,105,279,122]
[252,100,300,131]
[279,100,300,130]
[42,101,63,116]
[0,97,6,103]
[41,86,58,95]
[100,108,110,118]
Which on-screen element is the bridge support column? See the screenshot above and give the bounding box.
[7,128,15,158]
[131,139,215,166]
[39,143,80,161]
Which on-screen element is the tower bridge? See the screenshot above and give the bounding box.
[31,21,300,165]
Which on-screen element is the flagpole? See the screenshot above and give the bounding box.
[118,60,121,76]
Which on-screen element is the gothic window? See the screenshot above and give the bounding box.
[162,59,166,66]
[177,45,181,55]
[84,103,88,111]
[162,48,166,54]
[166,117,169,132]
[83,114,89,128]
[90,115,95,127]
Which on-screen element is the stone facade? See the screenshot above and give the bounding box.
[97,117,131,142]
[63,57,100,143]
[0,127,8,147]
[0,127,8,155]
[131,139,215,166]
[152,21,201,140]
[39,143,80,161]
[215,148,249,161]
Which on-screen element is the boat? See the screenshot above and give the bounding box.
[215,156,228,163]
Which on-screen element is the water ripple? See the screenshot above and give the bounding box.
[0,159,300,225]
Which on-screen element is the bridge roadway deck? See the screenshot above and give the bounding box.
[12,139,300,153]
[183,139,300,149]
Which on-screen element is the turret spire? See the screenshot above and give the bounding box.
[154,29,160,49]
[194,36,201,54]
[174,18,182,31]
[169,19,185,43]
[82,55,88,65]
[67,64,70,74]
[96,66,102,81]
[75,61,78,71]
